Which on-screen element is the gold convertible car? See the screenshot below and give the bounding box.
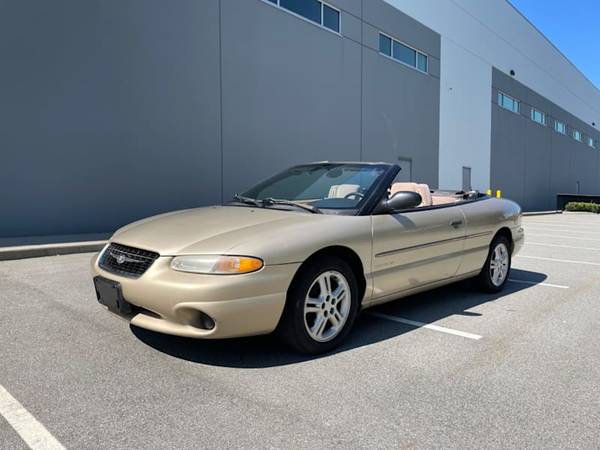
[92,162,523,353]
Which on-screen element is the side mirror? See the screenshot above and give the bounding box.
[376,191,422,213]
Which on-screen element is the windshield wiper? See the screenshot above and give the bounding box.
[262,198,321,214]
[233,194,262,207]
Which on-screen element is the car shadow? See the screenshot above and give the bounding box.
[131,269,547,368]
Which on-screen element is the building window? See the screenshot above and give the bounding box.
[393,40,415,66]
[417,52,428,72]
[573,129,583,142]
[379,33,428,74]
[588,137,596,148]
[379,34,392,57]
[322,3,340,32]
[498,92,520,114]
[555,120,566,134]
[267,0,341,33]
[530,108,546,126]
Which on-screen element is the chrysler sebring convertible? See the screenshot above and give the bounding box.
[91,162,523,353]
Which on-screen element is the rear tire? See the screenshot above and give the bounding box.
[278,256,359,354]
[478,235,511,293]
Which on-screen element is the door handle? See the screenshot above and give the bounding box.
[450,219,463,228]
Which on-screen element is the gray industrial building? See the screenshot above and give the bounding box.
[2,0,599,239]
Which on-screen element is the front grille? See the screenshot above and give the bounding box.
[99,243,160,278]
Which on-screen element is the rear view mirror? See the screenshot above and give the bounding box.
[377,191,422,213]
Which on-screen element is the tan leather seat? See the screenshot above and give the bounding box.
[328,184,361,199]
[389,182,432,207]
[432,195,459,205]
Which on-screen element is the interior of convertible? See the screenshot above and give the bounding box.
[327,182,467,208]
[238,163,482,213]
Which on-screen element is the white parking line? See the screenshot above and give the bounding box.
[528,233,600,243]
[524,242,600,251]
[0,385,65,450]
[525,221,600,228]
[517,255,600,266]
[524,227,600,236]
[367,312,482,340]
[508,278,569,289]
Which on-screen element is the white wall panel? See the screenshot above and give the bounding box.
[438,37,492,191]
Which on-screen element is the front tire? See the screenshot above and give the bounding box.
[478,235,511,293]
[279,256,360,354]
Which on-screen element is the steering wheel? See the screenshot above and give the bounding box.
[344,192,364,200]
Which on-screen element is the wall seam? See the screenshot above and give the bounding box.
[218,0,224,203]
[360,0,363,161]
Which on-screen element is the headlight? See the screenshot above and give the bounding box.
[170,255,264,274]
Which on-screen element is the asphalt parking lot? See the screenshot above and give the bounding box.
[1,213,599,449]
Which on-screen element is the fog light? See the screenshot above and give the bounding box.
[178,307,215,330]
[195,311,215,330]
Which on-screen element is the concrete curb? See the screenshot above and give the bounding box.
[0,241,106,261]
[522,210,562,216]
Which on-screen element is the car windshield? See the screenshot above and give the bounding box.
[238,163,387,212]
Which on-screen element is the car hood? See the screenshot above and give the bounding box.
[110,205,318,256]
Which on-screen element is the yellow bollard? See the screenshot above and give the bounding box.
[486,189,492,196]
[496,190,502,198]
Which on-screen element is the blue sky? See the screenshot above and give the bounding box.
[509,0,600,88]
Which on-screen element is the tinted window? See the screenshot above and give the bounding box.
[555,120,566,134]
[379,34,392,56]
[416,52,428,72]
[498,92,519,114]
[531,108,546,125]
[280,0,321,24]
[323,4,339,32]
[379,34,427,73]
[393,41,416,66]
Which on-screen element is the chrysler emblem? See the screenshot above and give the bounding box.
[110,251,141,265]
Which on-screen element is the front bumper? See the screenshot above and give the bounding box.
[91,252,299,339]
[512,225,525,255]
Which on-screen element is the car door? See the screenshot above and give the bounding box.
[371,206,467,301]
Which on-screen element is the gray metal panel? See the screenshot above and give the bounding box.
[0,0,222,237]
[220,0,362,199]
[549,135,573,195]
[362,21,383,52]
[490,107,526,206]
[341,11,362,43]
[362,47,440,188]
[0,0,441,237]
[491,68,600,211]
[523,121,552,211]
[571,147,600,195]
[494,69,599,139]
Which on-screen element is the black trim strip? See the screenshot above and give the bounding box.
[374,244,490,274]
[465,231,493,240]
[375,231,493,258]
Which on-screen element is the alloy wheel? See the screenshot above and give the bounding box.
[490,242,509,286]
[303,270,351,342]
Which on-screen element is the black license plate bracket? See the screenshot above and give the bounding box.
[93,276,133,315]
